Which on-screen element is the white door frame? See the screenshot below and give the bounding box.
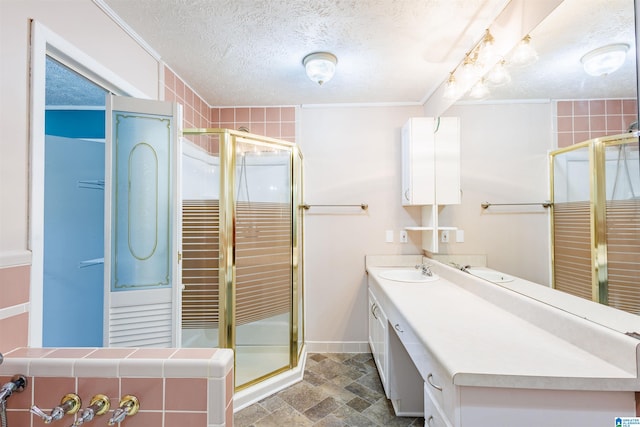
[29,20,148,346]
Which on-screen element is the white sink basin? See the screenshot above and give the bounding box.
[467,267,513,283]
[378,269,439,283]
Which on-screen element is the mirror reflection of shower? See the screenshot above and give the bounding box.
[610,140,639,200]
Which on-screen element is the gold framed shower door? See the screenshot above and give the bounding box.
[182,127,304,390]
[550,133,640,313]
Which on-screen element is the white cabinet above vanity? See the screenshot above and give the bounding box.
[365,255,640,427]
[401,117,460,206]
[401,117,460,253]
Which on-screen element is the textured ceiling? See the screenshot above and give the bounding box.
[101,0,511,106]
[49,0,637,107]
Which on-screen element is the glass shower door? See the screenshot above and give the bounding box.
[603,139,640,313]
[551,143,593,300]
[234,139,293,387]
[551,134,640,314]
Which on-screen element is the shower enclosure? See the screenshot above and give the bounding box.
[550,133,640,314]
[180,128,304,390]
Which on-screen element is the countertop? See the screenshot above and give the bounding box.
[366,257,640,391]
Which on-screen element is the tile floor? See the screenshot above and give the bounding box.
[234,353,425,427]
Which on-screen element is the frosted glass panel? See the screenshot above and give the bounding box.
[112,112,172,291]
[234,142,293,387]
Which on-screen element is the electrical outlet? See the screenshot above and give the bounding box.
[441,230,450,243]
[400,230,408,243]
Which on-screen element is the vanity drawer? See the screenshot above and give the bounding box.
[424,383,454,427]
[389,312,455,420]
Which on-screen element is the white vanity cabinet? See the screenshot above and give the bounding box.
[367,288,389,397]
[367,261,640,427]
[401,117,460,206]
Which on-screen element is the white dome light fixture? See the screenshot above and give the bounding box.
[581,43,629,76]
[302,52,338,85]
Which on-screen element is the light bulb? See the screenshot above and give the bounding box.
[485,60,511,86]
[458,56,481,85]
[443,73,461,100]
[509,35,538,67]
[469,79,490,99]
[477,30,498,67]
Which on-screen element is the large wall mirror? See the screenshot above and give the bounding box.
[452,0,639,323]
[461,0,637,103]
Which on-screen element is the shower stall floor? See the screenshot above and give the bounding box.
[236,345,290,386]
[182,313,292,386]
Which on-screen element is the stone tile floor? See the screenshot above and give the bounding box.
[234,353,425,427]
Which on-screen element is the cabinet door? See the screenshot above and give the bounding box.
[105,95,182,347]
[434,117,460,205]
[368,290,389,396]
[402,117,435,205]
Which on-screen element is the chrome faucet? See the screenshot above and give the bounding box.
[0,375,27,403]
[415,263,433,277]
[0,374,27,427]
[448,261,471,273]
[72,394,110,426]
[107,395,139,425]
[31,393,81,424]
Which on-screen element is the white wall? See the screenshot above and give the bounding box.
[436,102,554,285]
[297,105,425,350]
[0,0,159,261]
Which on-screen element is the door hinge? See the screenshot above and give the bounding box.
[177,252,182,263]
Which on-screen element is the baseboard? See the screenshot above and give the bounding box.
[305,341,370,353]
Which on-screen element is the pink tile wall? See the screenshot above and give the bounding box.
[164,66,211,129]
[211,106,297,142]
[0,264,30,351]
[556,99,637,147]
[0,347,234,427]
[164,66,297,147]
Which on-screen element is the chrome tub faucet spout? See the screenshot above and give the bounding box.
[0,375,27,403]
[0,375,27,427]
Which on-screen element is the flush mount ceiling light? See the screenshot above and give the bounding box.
[581,43,629,76]
[302,52,338,85]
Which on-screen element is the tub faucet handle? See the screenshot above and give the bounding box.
[107,395,139,425]
[31,393,81,423]
[72,394,110,426]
